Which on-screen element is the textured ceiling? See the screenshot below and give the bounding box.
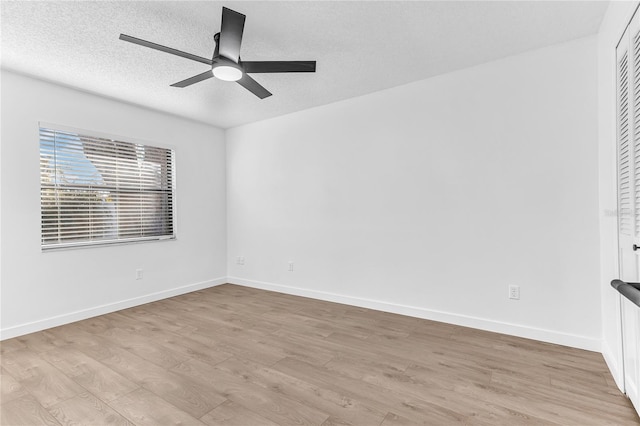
[1,1,608,129]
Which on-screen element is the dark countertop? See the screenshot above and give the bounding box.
[611,279,640,308]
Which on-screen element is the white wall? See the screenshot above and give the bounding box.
[227,36,601,350]
[0,70,227,339]
[0,34,605,354]
[597,0,639,391]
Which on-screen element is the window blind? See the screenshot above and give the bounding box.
[40,126,175,249]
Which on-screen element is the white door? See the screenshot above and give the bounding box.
[617,24,638,284]
[617,15,640,413]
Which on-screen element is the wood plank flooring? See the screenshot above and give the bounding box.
[1,284,638,425]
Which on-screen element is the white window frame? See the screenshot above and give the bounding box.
[39,122,177,250]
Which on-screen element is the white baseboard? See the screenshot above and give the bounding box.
[0,277,227,340]
[602,340,625,392]
[2,275,603,353]
[228,277,602,352]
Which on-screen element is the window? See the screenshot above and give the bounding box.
[40,125,175,249]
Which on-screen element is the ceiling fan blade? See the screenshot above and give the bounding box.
[170,70,214,88]
[218,7,245,63]
[242,61,316,73]
[237,74,272,99]
[119,34,212,65]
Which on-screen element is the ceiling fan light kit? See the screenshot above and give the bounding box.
[212,61,243,82]
[119,6,316,99]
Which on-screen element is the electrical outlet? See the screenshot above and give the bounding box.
[136,269,143,280]
[508,285,520,300]
[288,261,294,272]
[236,256,245,266]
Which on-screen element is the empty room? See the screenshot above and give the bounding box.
[2,1,640,425]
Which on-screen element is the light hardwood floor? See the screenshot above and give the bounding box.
[1,284,638,425]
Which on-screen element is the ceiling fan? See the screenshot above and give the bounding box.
[119,7,316,99]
